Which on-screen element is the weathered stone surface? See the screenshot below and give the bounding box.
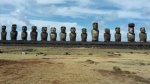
[91,22,99,42]
[81,28,87,42]
[10,24,18,41]
[30,26,37,41]
[139,27,147,42]
[60,26,66,41]
[41,27,48,41]
[127,23,135,42]
[50,27,57,41]
[115,27,121,42]
[21,26,28,41]
[69,27,76,42]
[104,28,111,42]
[1,25,7,40]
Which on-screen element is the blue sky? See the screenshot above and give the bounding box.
[0,0,150,41]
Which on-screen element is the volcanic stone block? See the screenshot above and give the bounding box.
[30,26,38,41]
[1,25,7,40]
[21,26,28,41]
[10,24,18,41]
[127,23,135,42]
[139,27,147,42]
[81,28,87,42]
[115,27,121,42]
[41,27,48,41]
[60,26,66,41]
[69,27,76,42]
[104,28,111,42]
[50,27,57,41]
[91,22,99,42]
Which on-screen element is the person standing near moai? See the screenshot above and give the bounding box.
[41,27,48,41]
[91,22,99,42]
[115,27,121,42]
[30,26,38,41]
[81,28,87,42]
[1,25,7,40]
[21,26,28,41]
[127,23,135,42]
[50,27,57,41]
[104,28,111,42]
[60,26,66,41]
[69,27,76,42]
[139,27,147,42]
[10,24,18,41]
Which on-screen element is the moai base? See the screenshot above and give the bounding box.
[69,27,76,42]
[104,28,111,42]
[10,24,18,41]
[50,27,57,41]
[115,27,121,42]
[41,27,48,41]
[91,22,99,42]
[127,23,135,42]
[1,25,7,40]
[30,26,37,41]
[60,26,66,41]
[139,27,147,42]
[21,26,28,41]
[81,28,87,42]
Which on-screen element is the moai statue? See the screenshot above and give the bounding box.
[104,28,111,42]
[1,25,7,40]
[30,26,37,41]
[41,27,48,41]
[91,22,99,42]
[115,27,121,42]
[60,26,66,41]
[10,24,18,41]
[81,28,87,42]
[69,27,76,42]
[139,27,147,42]
[21,26,28,41]
[127,23,135,42]
[50,27,57,41]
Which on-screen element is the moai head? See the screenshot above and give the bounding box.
[93,22,98,30]
[129,28,134,34]
[128,23,135,28]
[51,27,56,33]
[12,24,17,32]
[22,26,27,32]
[2,25,6,32]
[32,26,37,32]
[70,27,76,33]
[82,28,87,34]
[115,27,120,34]
[140,27,146,33]
[61,26,66,33]
[42,27,47,33]
[105,28,110,34]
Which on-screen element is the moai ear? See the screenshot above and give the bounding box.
[74,28,76,31]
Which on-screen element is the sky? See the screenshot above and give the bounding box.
[0,0,150,41]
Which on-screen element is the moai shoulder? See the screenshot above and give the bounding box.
[91,22,99,42]
[139,27,147,42]
[50,27,57,41]
[115,27,121,42]
[69,27,76,42]
[81,28,87,42]
[41,27,48,41]
[60,26,66,41]
[21,26,28,41]
[1,25,7,40]
[104,28,111,42]
[10,24,18,41]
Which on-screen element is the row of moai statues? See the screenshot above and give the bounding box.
[1,23,147,42]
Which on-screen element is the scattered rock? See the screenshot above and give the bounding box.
[88,53,93,55]
[113,66,122,72]
[130,52,133,54]
[21,52,26,55]
[85,59,95,64]
[64,52,70,55]
[139,62,145,66]
[0,51,3,53]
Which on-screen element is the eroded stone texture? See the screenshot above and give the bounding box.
[69,27,76,42]
[10,24,18,41]
[30,26,37,41]
[41,27,48,41]
[115,27,121,42]
[81,28,87,42]
[1,25,7,40]
[127,23,135,42]
[139,27,147,42]
[104,28,111,42]
[21,26,28,41]
[91,22,99,42]
[60,26,66,41]
[50,27,57,41]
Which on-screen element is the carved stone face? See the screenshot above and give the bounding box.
[82,28,87,33]
[2,26,6,32]
[129,28,134,34]
[61,26,66,33]
[22,26,27,32]
[32,26,37,32]
[128,23,135,28]
[12,24,17,32]
[93,22,98,30]
[115,27,120,34]
[42,27,47,33]
[105,28,110,34]
[70,27,76,33]
[51,27,56,33]
[140,27,145,33]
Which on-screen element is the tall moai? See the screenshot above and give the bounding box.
[69,27,76,42]
[139,27,147,42]
[104,28,111,42]
[41,27,48,41]
[50,27,57,41]
[21,26,28,41]
[81,28,87,42]
[10,24,18,41]
[91,22,99,42]
[115,27,121,42]
[127,23,135,42]
[1,25,7,40]
[30,26,38,41]
[60,26,66,41]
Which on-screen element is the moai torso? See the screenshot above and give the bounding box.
[41,27,48,41]
[60,26,66,41]
[50,27,57,41]
[127,23,135,42]
[21,26,28,41]
[104,28,111,42]
[1,25,7,40]
[10,24,18,41]
[91,22,99,42]
[115,27,121,42]
[30,26,37,41]
[139,27,147,42]
[69,27,76,42]
[81,28,87,42]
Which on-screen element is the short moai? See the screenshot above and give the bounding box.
[41,27,48,41]
[139,27,147,42]
[1,25,7,40]
[115,27,121,42]
[30,26,38,41]
[50,27,57,41]
[10,24,18,41]
[21,26,28,41]
[69,27,76,42]
[91,22,99,42]
[60,26,66,41]
[81,28,87,42]
[104,28,111,42]
[127,23,135,42]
